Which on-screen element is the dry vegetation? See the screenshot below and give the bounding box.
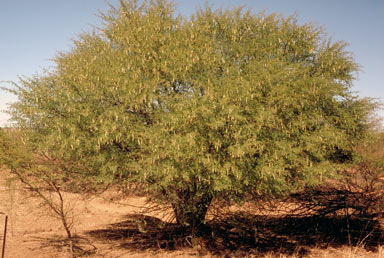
[1,148,384,258]
[1,132,384,257]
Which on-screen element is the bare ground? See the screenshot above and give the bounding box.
[1,171,384,258]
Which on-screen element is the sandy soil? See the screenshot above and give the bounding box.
[0,171,206,258]
[1,170,384,258]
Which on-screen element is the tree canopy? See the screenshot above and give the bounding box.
[5,0,375,230]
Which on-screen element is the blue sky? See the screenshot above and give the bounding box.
[1,0,383,126]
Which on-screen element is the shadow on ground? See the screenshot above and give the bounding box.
[87,214,190,251]
[86,212,384,257]
[29,235,97,257]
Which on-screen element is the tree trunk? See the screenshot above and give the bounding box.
[172,192,212,233]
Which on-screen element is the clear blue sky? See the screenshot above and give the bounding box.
[1,0,383,126]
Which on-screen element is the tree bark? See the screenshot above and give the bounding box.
[172,192,212,233]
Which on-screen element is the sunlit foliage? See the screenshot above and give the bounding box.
[5,0,375,230]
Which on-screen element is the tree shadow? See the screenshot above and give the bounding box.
[28,235,97,257]
[86,212,384,257]
[87,214,190,251]
[206,212,383,256]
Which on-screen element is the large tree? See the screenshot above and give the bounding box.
[5,0,375,230]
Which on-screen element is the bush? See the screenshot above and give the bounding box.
[4,0,376,232]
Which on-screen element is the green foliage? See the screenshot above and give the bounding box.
[4,0,376,229]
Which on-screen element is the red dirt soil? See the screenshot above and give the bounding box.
[1,170,383,258]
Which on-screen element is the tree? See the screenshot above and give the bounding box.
[5,0,376,231]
